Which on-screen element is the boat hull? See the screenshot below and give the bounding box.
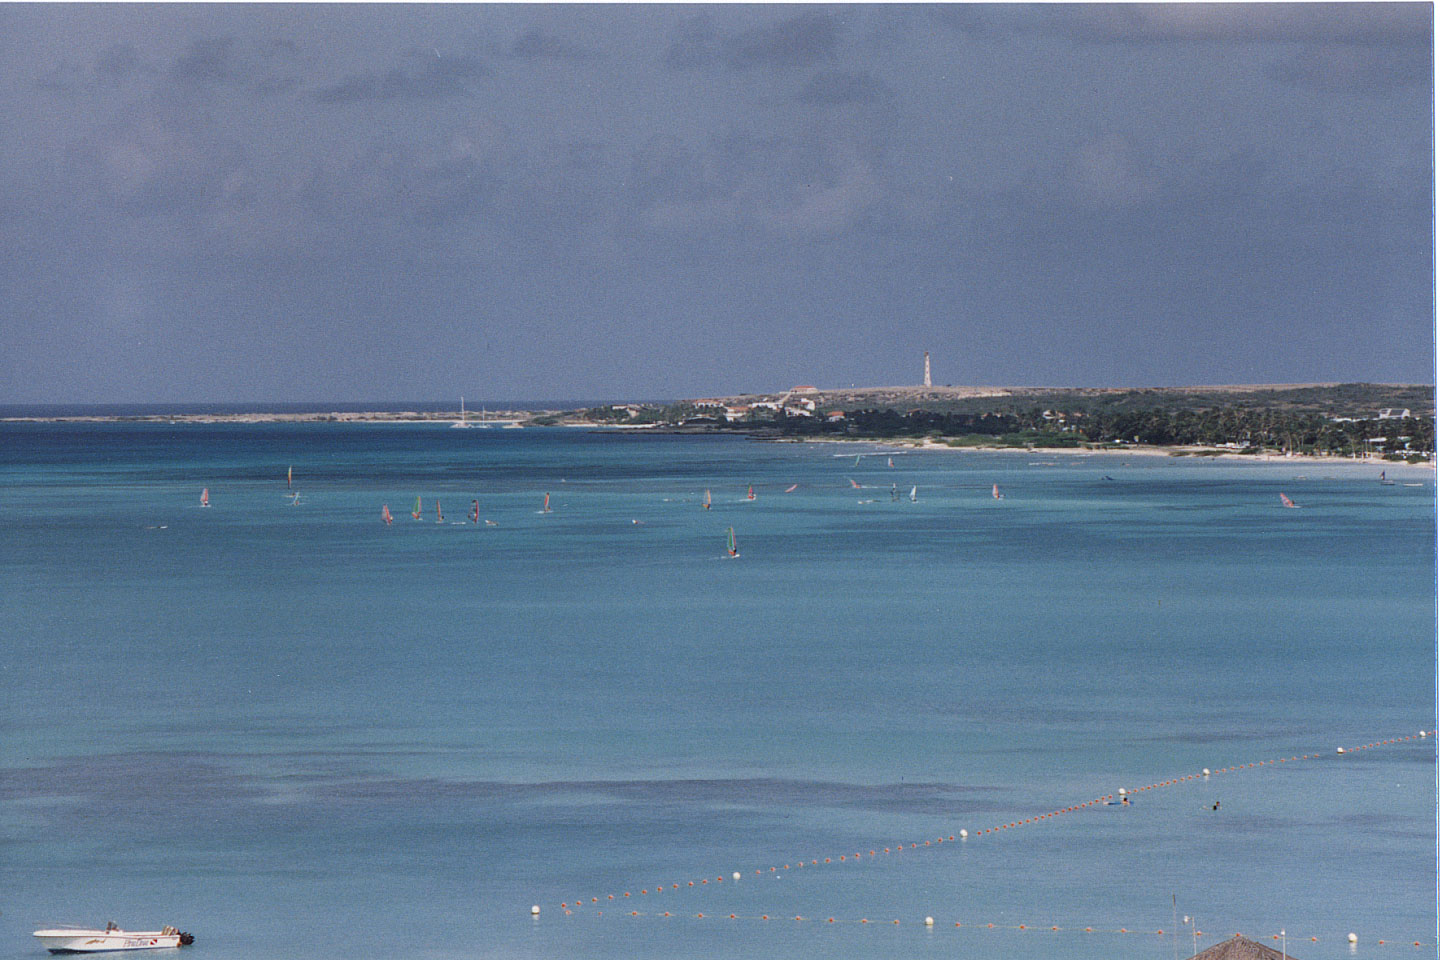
[34,931,182,953]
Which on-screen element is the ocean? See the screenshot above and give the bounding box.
[1,422,1434,959]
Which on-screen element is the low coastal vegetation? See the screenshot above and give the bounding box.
[579,384,1435,460]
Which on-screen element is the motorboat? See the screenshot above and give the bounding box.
[33,923,193,953]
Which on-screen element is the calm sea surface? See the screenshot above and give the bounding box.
[2,423,1434,959]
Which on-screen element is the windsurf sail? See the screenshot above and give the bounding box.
[726,526,738,558]
[910,486,917,502]
[411,496,422,520]
[287,466,292,489]
[785,483,798,493]
[703,489,711,510]
[993,484,1002,500]
[436,501,444,523]
[891,483,898,501]
[849,478,861,489]
[471,500,480,523]
[746,485,755,501]
[887,457,893,468]
[542,493,551,514]
[1280,492,1298,508]
[854,454,862,466]
[382,504,393,525]
[200,487,209,507]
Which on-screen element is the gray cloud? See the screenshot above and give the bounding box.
[168,37,239,86]
[1048,3,1432,46]
[508,28,595,60]
[314,53,489,103]
[723,11,839,69]
[796,70,893,105]
[1266,44,1430,94]
[663,14,718,69]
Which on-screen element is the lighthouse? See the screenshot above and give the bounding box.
[923,351,931,388]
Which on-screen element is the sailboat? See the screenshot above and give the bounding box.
[412,496,422,520]
[726,527,739,558]
[992,484,1003,500]
[471,500,480,523]
[200,487,210,508]
[382,504,393,525]
[746,485,756,501]
[703,489,712,510]
[451,396,475,428]
[909,485,917,502]
[436,501,445,523]
[541,493,552,514]
[785,484,798,493]
[1279,492,1300,508]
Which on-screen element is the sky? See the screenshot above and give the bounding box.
[0,3,1433,404]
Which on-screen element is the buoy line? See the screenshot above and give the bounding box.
[550,730,1434,914]
[551,909,1436,947]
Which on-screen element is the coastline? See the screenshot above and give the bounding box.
[2,412,1431,471]
[785,435,1437,470]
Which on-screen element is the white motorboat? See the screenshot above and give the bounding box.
[33,923,193,953]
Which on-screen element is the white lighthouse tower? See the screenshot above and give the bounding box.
[923,351,932,388]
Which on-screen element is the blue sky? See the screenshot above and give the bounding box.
[0,4,1432,403]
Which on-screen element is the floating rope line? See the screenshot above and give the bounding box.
[555,909,1436,947]
[552,731,1433,913]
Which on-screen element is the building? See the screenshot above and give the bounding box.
[1190,933,1301,960]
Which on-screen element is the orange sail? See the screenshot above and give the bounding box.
[542,493,551,514]
[200,487,209,507]
[287,465,292,489]
[382,504,393,525]
[703,489,711,510]
[1280,492,1298,508]
[992,484,1002,500]
[436,501,444,523]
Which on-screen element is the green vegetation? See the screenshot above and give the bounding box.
[572,384,1435,458]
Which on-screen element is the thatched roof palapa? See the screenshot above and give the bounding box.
[1191,933,1299,960]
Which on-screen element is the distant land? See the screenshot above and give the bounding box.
[4,383,1434,461]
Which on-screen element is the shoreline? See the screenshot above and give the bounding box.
[2,414,1431,470]
[785,435,1436,469]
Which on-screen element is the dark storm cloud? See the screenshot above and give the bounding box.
[1265,45,1430,94]
[663,13,717,69]
[722,11,839,69]
[96,42,154,84]
[168,37,239,86]
[508,28,596,60]
[795,70,893,105]
[0,4,1431,401]
[1046,3,1432,46]
[314,52,489,103]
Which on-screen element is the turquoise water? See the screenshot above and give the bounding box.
[1,423,1434,959]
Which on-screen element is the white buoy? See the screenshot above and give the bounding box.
[1420,730,1427,738]
[959,829,968,839]
[530,905,540,916]
[924,916,935,926]
[1202,768,1210,777]
[732,872,741,881]
[1348,933,1358,943]
[1117,788,1127,796]
[1337,747,1345,754]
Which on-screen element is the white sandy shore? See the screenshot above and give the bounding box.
[789,436,1436,471]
